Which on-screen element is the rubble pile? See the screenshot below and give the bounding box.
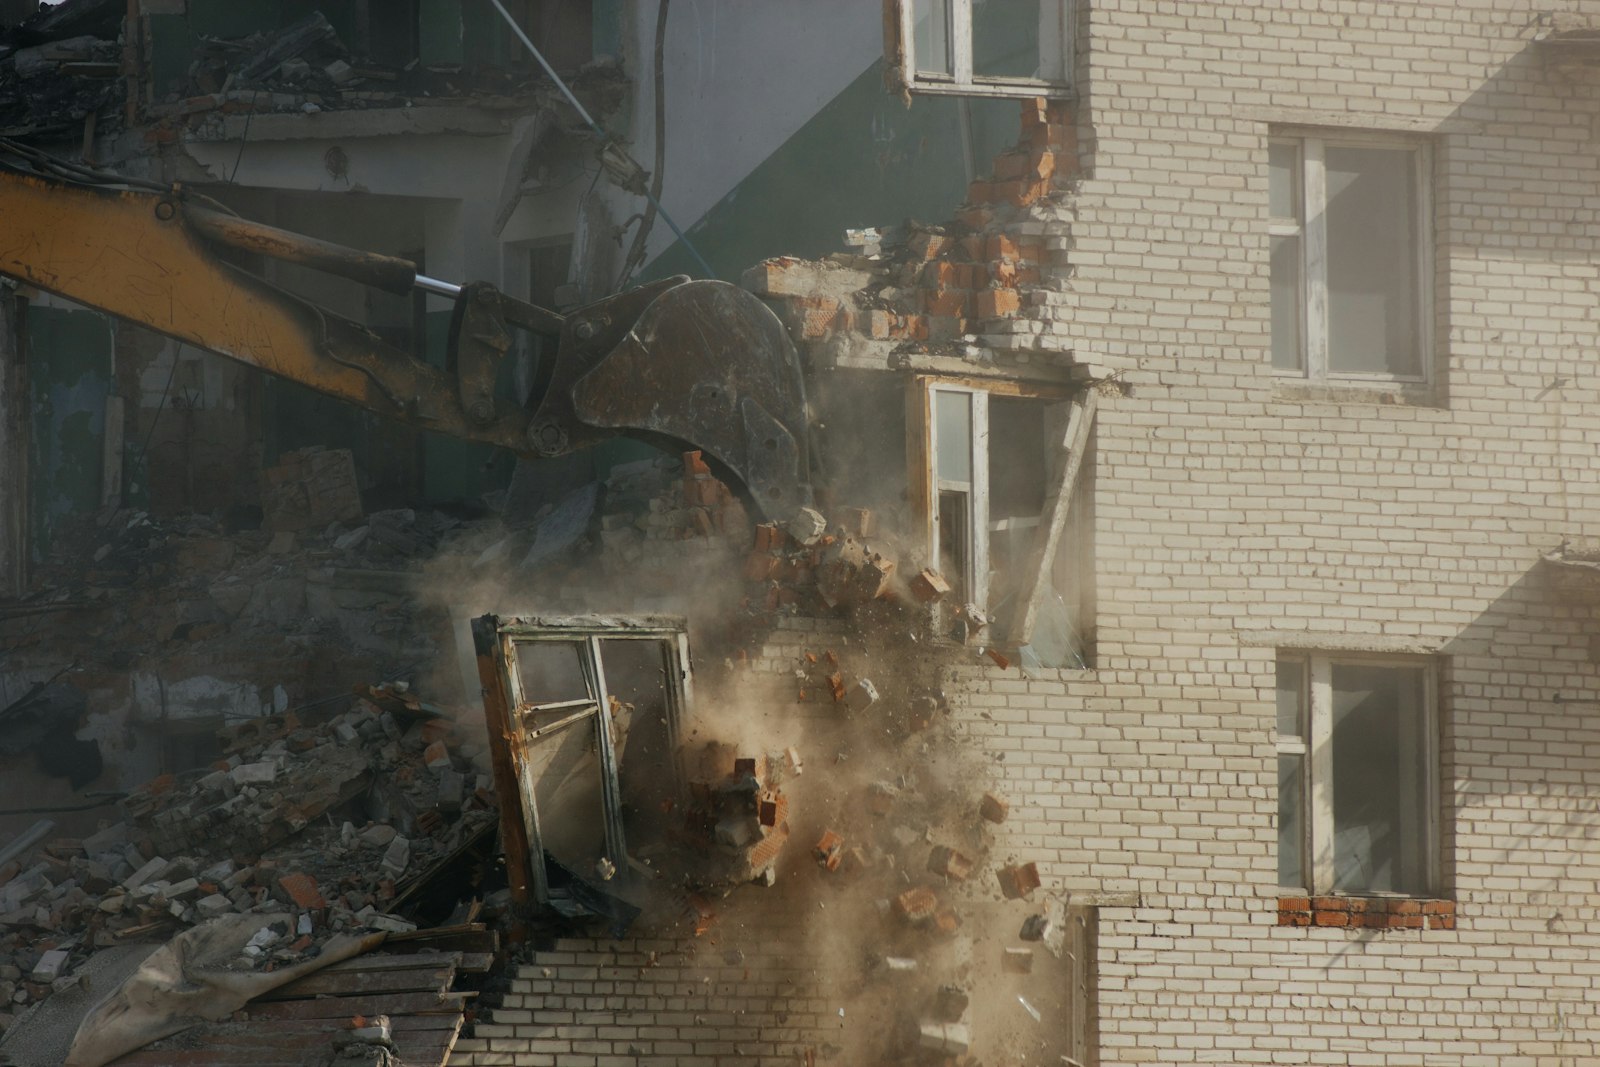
[143,11,627,135]
[0,681,497,1034]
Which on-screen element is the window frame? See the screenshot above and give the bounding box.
[1268,130,1434,387]
[909,377,1092,661]
[1276,651,1440,897]
[894,0,1076,100]
[473,614,692,910]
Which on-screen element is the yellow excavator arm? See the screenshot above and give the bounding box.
[0,160,810,519]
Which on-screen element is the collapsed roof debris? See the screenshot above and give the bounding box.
[0,0,627,141]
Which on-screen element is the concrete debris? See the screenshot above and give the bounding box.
[843,678,879,713]
[1019,913,1052,941]
[919,1021,972,1055]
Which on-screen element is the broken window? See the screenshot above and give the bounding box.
[892,0,1075,98]
[473,615,690,912]
[1269,133,1432,383]
[1277,653,1437,896]
[915,380,1092,663]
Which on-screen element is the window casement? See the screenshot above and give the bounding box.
[910,378,1093,666]
[1276,653,1438,897]
[473,615,691,910]
[893,0,1075,99]
[1268,133,1432,384]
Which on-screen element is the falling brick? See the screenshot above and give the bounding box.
[927,845,974,882]
[814,830,844,871]
[997,862,1041,900]
[895,886,939,923]
[979,793,1010,824]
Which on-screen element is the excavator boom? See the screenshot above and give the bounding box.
[0,162,810,519]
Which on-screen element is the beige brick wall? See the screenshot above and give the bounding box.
[980,1,1600,1063]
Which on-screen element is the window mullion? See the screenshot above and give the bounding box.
[952,0,974,84]
[1308,657,1335,892]
[1303,139,1329,381]
[971,391,990,610]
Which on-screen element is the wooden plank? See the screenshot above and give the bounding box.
[473,614,537,910]
[384,921,497,955]
[240,990,471,1020]
[321,950,462,973]
[262,964,452,999]
[1013,389,1097,647]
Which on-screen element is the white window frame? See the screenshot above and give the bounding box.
[1277,652,1439,897]
[1268,132,1433,386]
[927,383,991,609]
[895,0,1075,99]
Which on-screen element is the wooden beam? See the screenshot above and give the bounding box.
[1011,388,1097,648]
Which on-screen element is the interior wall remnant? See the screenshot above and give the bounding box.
[25,301,112,563]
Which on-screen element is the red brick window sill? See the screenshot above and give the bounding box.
[1278,896,1455,930]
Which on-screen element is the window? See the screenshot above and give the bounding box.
[473,615,690,911]
[915,380,1093,665]
[895,0,1074,98]
[1269,134,1431,382]
[1277,654,1437,896]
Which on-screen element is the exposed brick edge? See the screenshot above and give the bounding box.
[1278,895,1456,931]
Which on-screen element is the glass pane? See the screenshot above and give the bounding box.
[1325,145,1421,377]
[526,718,608,876]
[937,488,970,602]
[515,641,595,730]
[988,396,1047,520]
[934,390,973,484]
[1268,142,1297,219]
[973,0,1044,80]
[1278,754,1305,887]
[913,0,953,75]
[1270,234,1303,372]
[597,639,680,845]
[1275,659,1304,737]
[1330,663,1430,894]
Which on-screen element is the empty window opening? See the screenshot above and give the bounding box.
[919,381,1093,664]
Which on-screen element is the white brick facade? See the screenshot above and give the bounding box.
[1011,1,1600,1063]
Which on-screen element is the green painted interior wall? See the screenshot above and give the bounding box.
[27,307,112,561]
[643,60,1019,282]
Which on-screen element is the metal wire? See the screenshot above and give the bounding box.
[484,0,716,279]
